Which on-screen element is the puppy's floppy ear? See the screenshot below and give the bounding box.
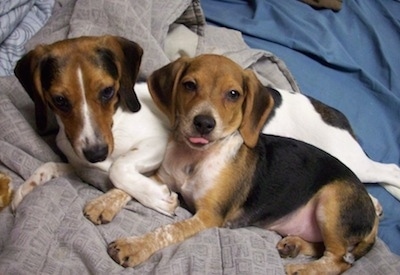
[111,36,143,112]
[240,70,274,148]
[14,46,52,134]
[147,57,190,126]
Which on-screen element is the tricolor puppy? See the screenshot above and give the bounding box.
[10,36,178,219]
[107,54,379,274]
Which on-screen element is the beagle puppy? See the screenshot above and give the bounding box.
[10,36,178,219]
[106,54,379,274]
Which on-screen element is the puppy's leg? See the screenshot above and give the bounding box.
[11,162,73,212]
[109,138,178,216]
[284,183,377,275]
[353,158,400,200]
[108,209,223,267]
[84,188,131,224]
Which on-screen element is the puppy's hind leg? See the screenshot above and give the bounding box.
[369,162,400,200]
[348,154,400,200]
[285,183,377,275]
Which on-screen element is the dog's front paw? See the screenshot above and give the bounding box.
[11,162,72,212]
[108,236,155,267]
[276,236,301,258]
[84,188,131,225]
[151,187,179,217]
[11,181,36,212]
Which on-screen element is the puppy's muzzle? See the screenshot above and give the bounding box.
[83,144,109,163]
[193,115,216,135]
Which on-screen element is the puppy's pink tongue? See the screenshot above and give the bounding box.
[189,137,209,144]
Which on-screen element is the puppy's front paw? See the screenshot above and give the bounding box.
[11,162,72,212]
[84,189,131,225]
[153,189,179,217]
[108,236,155,267]
[11,182,34,212]
[142,183,179,217]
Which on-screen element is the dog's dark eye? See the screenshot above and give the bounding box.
[100,87,115,102]
[52,95,70,112]
[226,90,240,101]
[183,81,197,91]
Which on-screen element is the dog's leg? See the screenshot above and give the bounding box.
[109,138,178,216]
[283,184,377,275]
[107,209,223,267]
[278,236,351,275]
[84,188,131,224]
[11,162,73,212]
[360,162,400,200]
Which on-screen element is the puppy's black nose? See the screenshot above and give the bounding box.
[83,144,109,163]
[193,115,216,135]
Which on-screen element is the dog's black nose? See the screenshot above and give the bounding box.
[193,115,216,135]
[83,144,109,163]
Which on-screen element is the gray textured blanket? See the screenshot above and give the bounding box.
[1,0,399,274]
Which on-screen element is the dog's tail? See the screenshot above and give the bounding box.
[0,172,13,211]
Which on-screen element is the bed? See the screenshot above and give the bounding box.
[0,0,399,274]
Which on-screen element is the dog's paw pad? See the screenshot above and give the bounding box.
[154,190,179,217]
[84,200,115,225]
[107,237,153,267]
[276,236,300,258]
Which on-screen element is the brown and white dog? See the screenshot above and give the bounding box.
[105,54,381,274]
[10,36,178,218]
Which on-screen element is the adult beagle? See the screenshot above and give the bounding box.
[106,54,380,274]
[9,36,178,219]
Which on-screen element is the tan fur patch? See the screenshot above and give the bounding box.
[0,173,13,211]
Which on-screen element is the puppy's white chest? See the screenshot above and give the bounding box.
[160,134,243,210]
[162,146,216,208]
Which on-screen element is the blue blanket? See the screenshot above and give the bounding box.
[201,0,400,255]
[0,0,54,76]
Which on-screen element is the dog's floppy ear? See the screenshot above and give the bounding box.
[240,70,274,148]
[147,57,190,126]
[14,46,52,134]
[112,36,143,112]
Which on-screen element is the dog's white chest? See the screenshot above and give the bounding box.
[160,145,214,209]
[159,134,243,210]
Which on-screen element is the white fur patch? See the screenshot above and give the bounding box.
[77,67,97,148]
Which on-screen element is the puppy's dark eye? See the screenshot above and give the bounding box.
[183,80,197,91]
[226,90,240,101]
[100,87,115,102]
[52,95,70,112]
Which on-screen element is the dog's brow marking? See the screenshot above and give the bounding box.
[77,67,96,145]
